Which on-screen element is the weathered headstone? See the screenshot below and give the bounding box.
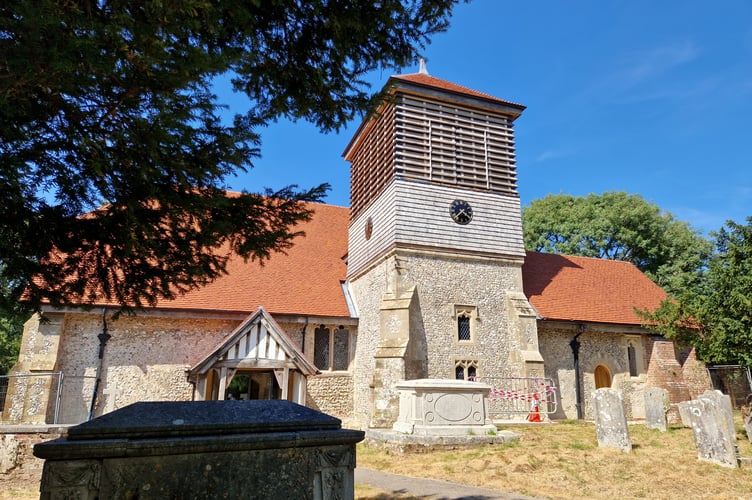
[677,400,693,428]
[644,387,669,432]
[743,395,752,443]
[593,388,632,452]
[686,397,738,468]
[700,390,736,441]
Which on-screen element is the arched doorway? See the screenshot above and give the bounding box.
[594,364,612,389]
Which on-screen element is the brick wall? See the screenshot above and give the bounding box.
[0,427,66,492]
[645,338,691,404]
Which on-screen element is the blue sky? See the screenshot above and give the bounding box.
[223,0,752,236]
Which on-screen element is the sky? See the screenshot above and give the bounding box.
[222,0,752,236]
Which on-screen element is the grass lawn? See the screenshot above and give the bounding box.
[5,416,751,499]
[356,417,752,499]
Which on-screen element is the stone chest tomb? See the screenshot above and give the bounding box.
[34,400,364,499]
[392,379,497,436]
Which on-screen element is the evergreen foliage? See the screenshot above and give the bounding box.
[645,217,752,366]
[0,0,458,314]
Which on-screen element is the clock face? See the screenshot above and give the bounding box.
[450,199,473,225]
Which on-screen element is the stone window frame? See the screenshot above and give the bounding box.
[453,304,477,344]
[624,335,645,378]
[455,359,479,380]
[313,325,352,373]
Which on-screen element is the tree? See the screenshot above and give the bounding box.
[0,313,23,375]
[645,217,752,366]
[0,1,458,313]
[0,264,25,374]
[522,192,711,297]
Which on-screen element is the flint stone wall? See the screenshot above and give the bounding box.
[306,374,354,420]
[349,252,527,428]
[9,311,359,425]
[55,313,238,422]
[539,325,648,421]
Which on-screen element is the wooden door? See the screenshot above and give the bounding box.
[594,365,612,389]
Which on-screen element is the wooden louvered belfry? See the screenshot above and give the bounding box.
[345,67,529,280]
[345,69,525,221]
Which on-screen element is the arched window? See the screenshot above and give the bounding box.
[455,359,478,380]
[594,364,612,389]
[454,305,476,343]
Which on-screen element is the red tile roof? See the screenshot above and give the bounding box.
[67,201,665,326]
[101,202,351,318]
[522,252,667,326]
[391,73,526,110]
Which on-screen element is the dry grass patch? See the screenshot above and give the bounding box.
[357,418,752,499]
[355,483,421,500]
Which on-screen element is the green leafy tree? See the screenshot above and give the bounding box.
[645,217,752,366]
[0,265,24,373]
[0,314,23,375]
[0,0,458,313]
[522,192,711,296]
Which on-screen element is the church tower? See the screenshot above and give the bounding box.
[344,65,543,428]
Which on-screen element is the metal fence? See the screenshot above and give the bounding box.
[0,372,96,425]
[0,372,64,423]
[475,376,558,419]
[707,365,752,409]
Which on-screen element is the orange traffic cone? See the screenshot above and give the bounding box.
[528,393,541,422]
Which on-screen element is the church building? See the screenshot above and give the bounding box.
[2,68,710,428]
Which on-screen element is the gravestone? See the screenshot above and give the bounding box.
[686,397,738,468]
[644,387,669,432]
[700,390,736,441]
[592,388,632,452]
[34,400,365,499]
[677,400,693,428]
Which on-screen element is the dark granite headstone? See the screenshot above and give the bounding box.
[35,400,364,499]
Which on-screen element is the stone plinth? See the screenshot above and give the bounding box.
[392,379,497,436]
[34,400,365,499]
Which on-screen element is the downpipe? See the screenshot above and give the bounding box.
[88,308,112,421]
[570,324,585,420]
